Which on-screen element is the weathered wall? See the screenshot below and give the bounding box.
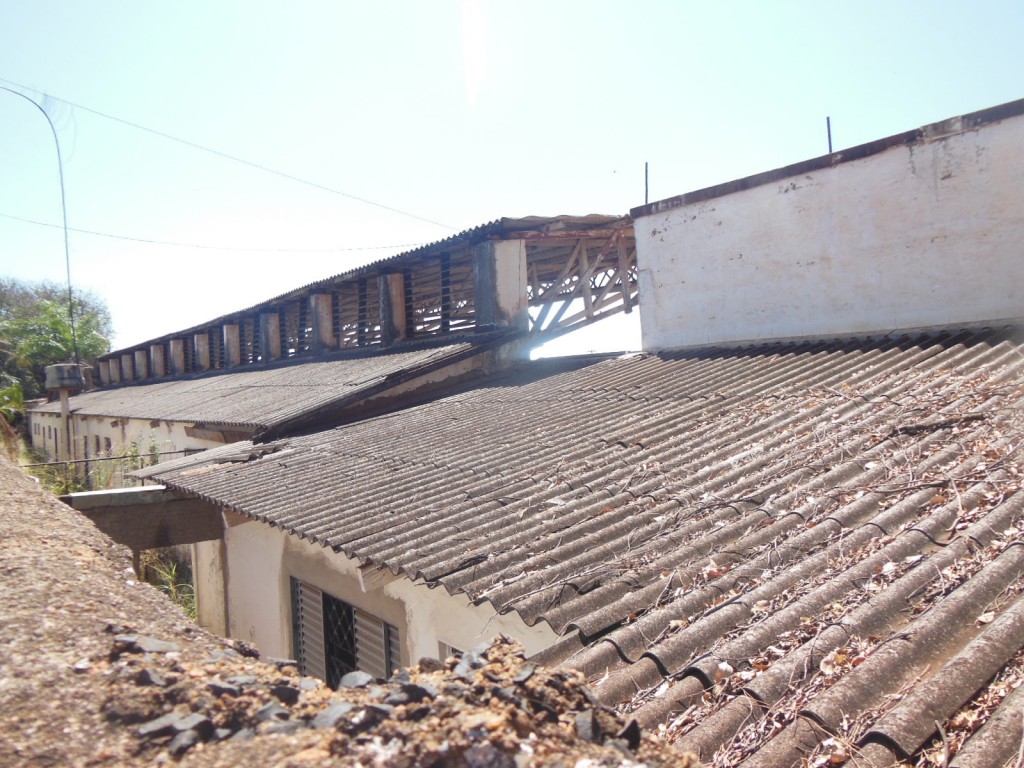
[192,538,228,635]
[634,105,1024,351]
[221,519,558,665]
[27,410,224,483]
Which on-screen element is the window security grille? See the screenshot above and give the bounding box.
[290,578,400,688]
[323,591,357,686]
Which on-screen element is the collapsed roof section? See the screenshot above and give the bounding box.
[95,214,637,389]
[138,325,1024,764]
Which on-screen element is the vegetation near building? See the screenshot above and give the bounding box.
[0,277,112,403]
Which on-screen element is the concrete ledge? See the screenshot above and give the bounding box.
[61,486,223,550]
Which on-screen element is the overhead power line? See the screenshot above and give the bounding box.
[0,77,456,231]
[0,210,427,253]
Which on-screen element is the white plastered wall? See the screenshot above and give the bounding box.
[221,518,559,664]
[26,410,225,466]
[636,115,1024,351]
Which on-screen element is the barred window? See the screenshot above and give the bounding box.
[290,578,400,687]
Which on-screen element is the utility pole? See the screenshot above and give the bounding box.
[0,85,80,365]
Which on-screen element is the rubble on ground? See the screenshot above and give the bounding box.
[0,457,697,767]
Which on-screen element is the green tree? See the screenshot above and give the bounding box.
[0,278,112,401]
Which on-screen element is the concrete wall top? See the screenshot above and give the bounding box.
[633,98,1024,351]
[631,98,1024,220]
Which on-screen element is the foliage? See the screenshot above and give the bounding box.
[21,448,87,495]
[141,549,196,620]
[0,277,112,400]
[0,375,23,424]
[0,376,23,459]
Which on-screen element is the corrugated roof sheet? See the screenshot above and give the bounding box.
[140,327,1024,766]
[36,343,476,431]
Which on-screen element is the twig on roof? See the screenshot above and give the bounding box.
[935,718,951,768]
[889,412,987,437]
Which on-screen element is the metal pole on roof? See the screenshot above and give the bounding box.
[826,116,833,154]
[645,161,649,205]
[0,84,81,367]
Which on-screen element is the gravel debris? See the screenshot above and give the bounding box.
[0,457,698,767]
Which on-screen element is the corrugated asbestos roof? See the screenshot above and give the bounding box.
[104,214,627,357]
[139,327,1024,766]
[36,343,475,432]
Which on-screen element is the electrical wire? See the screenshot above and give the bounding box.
[0,210,427,253]
[0,77,456,231]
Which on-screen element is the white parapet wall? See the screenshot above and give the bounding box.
[632,100,1024,351]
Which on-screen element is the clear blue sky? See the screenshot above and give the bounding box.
[1,1,1021,351]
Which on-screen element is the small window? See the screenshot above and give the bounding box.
[438,641,463,661]
[290,578,400,687]
[104,437,112,454]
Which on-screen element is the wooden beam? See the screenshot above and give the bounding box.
[508,228,625,242]
[193,333,211,371]
[580,245,593,318]
[223,323,241,367]
[379,273,407,346]
[532,239,583,332]
[616,234,635,313]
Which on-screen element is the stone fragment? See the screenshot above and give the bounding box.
[208,681,241,697]
[347,705,392,734]
[137,712,211,739]
[136,668,168,687]
[137,713,180,738]
[385,683,437,706]
[168,729,200,756]
[173,713,213,735]
[417,657,446,673]
[225,674,257,686]
[255,702,290,723]
[72,658,91,674]
[134,636,180,654]
[311,701,356,729]
[454,652,485,678]
[271,683,300,705]
[614,719,642,751]
[512,663,535,684]
[232,640,260,658]
[265,657,299,669]
[114,635,179,655]
[575,709,602,743]
[339,670,374,688]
